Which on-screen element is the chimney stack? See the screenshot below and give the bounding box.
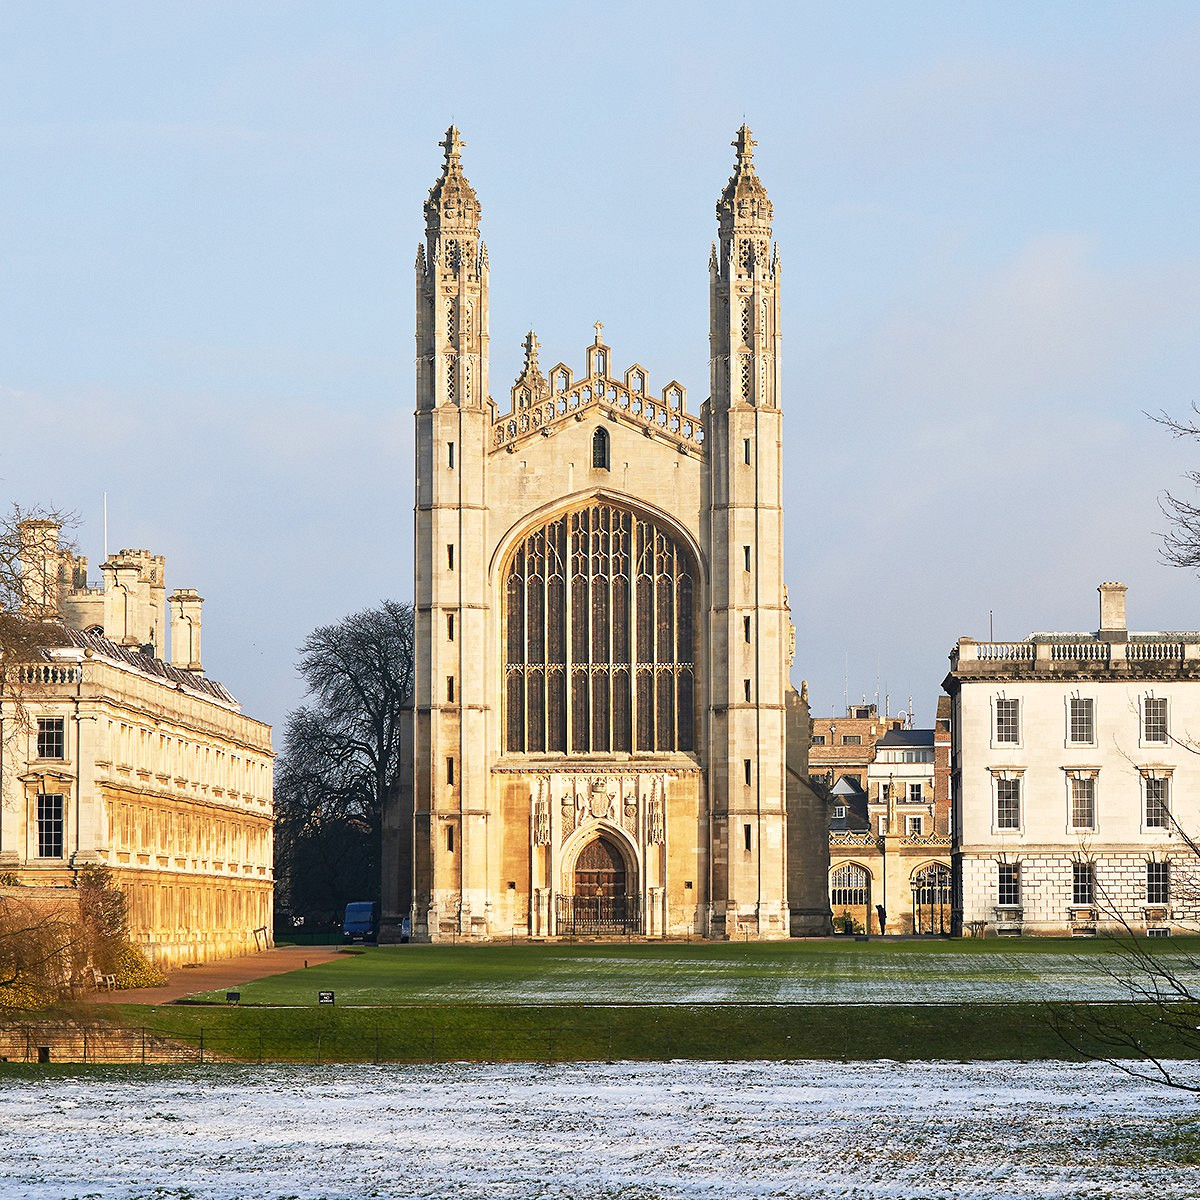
[168,588,204,674]
[1098,581,1128,642]
[16,519,62,619]
[102,554,143,646]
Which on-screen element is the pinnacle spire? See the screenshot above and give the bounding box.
[512,329,548,402]
[522,329,540,374]
[440,124,466,168]
[733,123,756,167]
[425,125,481,241]
[717,123,772,239]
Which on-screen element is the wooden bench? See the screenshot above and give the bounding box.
[91,967,116,991]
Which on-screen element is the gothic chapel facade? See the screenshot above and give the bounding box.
[385,127,830,942]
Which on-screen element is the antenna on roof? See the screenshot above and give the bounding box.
[103,492,108,560]
[989,609,994,641]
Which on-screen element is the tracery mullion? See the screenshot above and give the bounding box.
[505,505,693,756]
[605,507,614,753]
[570,510,591,753]
[635,520,654,751]
[547,517,565,753]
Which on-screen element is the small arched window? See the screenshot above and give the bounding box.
[592,426,610,470]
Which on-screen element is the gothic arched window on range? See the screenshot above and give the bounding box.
[592,427,610,470]
[504,503,696,755]
[911,862,952,935]
[830,863,870,907]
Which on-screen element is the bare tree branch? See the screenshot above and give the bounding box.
[273,601,414,925]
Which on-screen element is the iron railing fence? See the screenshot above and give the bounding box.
[555,894,642,936]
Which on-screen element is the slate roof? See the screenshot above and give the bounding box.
[38,623,238,706]
[876,728,934,749]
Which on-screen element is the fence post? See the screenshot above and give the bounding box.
[82,1027,87,1064]
[430,1025,435,1064]
[142,1026,146,1065]
[374,1027,380,1065]
[258,1031,263,1065]
[199,1027,204,1065]
[315,1033,322,1066]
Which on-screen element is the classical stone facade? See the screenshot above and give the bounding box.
[388,127,830,941]
[1,521,273,966]
[946,583,1200,937]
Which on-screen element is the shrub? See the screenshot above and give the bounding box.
[112,943,167,990]
[837,910,864,935]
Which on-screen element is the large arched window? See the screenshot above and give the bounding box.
[830,863,870,907]
[504,503,696,754]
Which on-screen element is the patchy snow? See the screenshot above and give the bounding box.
[386,949,1200,1005]
[2,1060,1199,1199]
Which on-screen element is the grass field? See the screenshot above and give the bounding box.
[189,936,1200,1006]
[95,997,1198,1064]
[69,937,1200,1064]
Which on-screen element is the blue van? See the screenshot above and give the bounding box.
[342,901,380,944]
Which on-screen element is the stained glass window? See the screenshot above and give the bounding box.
[504,504,695,754]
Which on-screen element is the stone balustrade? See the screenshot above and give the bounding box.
[951,636,1200,673]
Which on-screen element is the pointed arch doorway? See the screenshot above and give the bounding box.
[557,834,641,935]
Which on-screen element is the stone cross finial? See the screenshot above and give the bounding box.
[593,320,604,344]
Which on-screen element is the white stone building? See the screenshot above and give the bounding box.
[945,583,1200,937]
[386,126,831,942]
[1,521,274,966]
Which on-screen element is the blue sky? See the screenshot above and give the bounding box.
[2,2,1198,731]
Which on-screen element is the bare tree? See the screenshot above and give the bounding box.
[273,601,414,926]
[0,866,158,1011]
[1154,405,1200,570]
[1,505,78,867]
[0,890,82,1012]
[1,504,77,679]
[1047,491,1200,1090]
[1052,846,1200,1093]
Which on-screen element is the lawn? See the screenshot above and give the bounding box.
[95,997,1198,1064]
[187,935,1200,1007]
[71,937,1200,1063]
[6,938,1197,1065]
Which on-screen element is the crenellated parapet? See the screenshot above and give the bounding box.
[492,324,704,455]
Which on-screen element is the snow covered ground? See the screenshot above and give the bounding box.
[395,949,1200,1005]
[199,945,1200,1007]
[2,1059,1198,1199]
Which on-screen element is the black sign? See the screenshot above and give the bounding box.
[318,990,335,1005]
[226,992,240,1005]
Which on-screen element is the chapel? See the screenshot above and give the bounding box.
[384,126,830,941]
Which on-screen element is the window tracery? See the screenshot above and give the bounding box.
[592,427,610,470]
[504,503,696,755]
